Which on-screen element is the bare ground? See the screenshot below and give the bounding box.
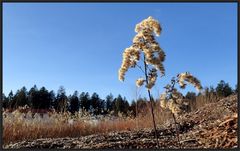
[4,95,238,149]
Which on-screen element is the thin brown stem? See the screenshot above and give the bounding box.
[143,55,160,149]
[172,112,181,148]
[139,56,151,71]
[135,86,139,130]
[169,79,181,148]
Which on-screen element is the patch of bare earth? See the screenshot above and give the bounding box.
[4,95,237,149]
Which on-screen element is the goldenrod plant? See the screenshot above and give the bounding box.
[119,16,203,148]
[119,16,165,148]
[160,72,202,115]
[160,73,202,148]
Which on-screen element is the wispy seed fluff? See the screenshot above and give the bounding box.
[134,16,165,71]
[119,16,165,90]
[135,16,162,36]
[146,68,158,90]
[177,72,203,91]
[160,91,183,115]
[136,78,145,87]
[160,93,167,109]
[134,16,165,76]
[161,99,182,115]
[119,47,140,81]
[168,99,182,115]
[171,88,183,99]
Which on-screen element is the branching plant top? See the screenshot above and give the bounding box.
[118,16,165,90]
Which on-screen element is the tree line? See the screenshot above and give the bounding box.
[2,85,132,116]
[185,80,237,100]
[2,80,237,116]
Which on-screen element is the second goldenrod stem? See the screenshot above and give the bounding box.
[172,112,181,148]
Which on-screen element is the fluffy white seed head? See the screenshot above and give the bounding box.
[146,68,158,90]
[135,16,162,36]
[119,16,166,93]
[177,72,202,91]
[119,47,140,81]
[136,78,145,87]
[160,93,168,109]
[172,88,183,99]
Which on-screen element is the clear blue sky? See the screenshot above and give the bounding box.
[3,3,237,102]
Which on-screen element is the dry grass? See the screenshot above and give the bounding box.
[3,93,222,146]
[140,92,225,128]
[3,109,145,145]
[189,93,222,111]
[3,106,173,146]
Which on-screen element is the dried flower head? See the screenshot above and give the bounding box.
[119,16,165,91]
[161,81,189,116]
[170,104,182,115]
[177,72,202,91]
[135,16,162,36]
[119,46,140,81]
[136,78,145,87]
[160,93,167,109]
[172,88,183,99]
[146,68,158,90]
[168,99,175,112]
[163,98,182,115]
[120,16,165,84]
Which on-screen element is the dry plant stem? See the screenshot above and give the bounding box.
[143,55,160,148]
[172,112,181,148]
[169,80,181,148]
[135,86,139,130]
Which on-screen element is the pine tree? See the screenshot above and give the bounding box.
[56,86,68,112]
[69,91,80,114]
[216,80,233,97]
[106,93,114,112]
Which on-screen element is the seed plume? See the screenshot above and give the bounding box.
[177,72,202,91]
[119,16,165,89]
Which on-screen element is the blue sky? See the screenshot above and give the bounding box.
[3,3,237,101]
